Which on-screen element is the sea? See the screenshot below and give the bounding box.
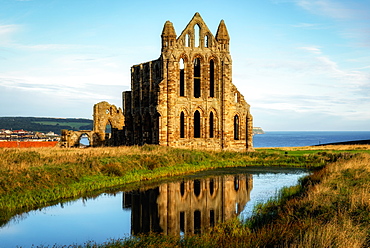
[253,131,370,148]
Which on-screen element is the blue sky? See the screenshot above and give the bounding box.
[0,0,369,131]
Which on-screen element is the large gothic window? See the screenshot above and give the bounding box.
[194,58,201,98]
[185,33,190,47]
[194,24,200,47]
[209,59,215,97]
[234,115,239,140]
[180,111,185,138]
[194,110,201,138]
[209,112,214,138]
[205,35,209,48]
[179,59,185,96]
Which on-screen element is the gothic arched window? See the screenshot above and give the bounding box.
[205,35,209,48]
[180,111,185,138]
[209,112,214,138]
[179,58,185,96]
[210,59,215,97]
[234,115,239,140]
[185,33,190,47]
[194,110,201,138]
[194,24,200,47]
[194,58,201,98]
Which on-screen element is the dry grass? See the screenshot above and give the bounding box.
[0,146,155,170]
[247,153,370,247]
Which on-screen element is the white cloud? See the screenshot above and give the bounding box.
[0,72,126,104]
[295,0,356,19]
[292,23,325,29]
[0,24,20,45]
[298,46,322,54]
[234,43,370,128]
[0,24,18,35]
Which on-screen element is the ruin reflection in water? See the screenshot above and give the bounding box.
[122,174,252,236]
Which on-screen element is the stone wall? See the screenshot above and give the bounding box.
[60,101,124,147]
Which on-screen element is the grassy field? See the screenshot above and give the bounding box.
[0,145,369,247]
[32,121,91,130]
[0,116,93,134]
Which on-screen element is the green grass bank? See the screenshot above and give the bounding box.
[0,144,369,247]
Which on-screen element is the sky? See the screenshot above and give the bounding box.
[0,0,369,131]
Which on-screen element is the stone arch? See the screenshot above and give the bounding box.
[79,132,91,147]
[60,130,98,148]
[192,54,205,63]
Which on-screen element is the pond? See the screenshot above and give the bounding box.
[0,167,309,247]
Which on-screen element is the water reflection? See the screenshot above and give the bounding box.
[0,168,308,247]
[122,174,253,236]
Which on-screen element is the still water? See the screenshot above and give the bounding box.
[0,167,308,247]
[253,131,370,147]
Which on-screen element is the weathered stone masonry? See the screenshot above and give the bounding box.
[61,13,253,151]
[60,101,124,147]
[123,13,253,151]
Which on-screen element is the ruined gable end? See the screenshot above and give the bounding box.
[122,13,254,151]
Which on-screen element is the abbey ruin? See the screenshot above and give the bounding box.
[61,13,253,151]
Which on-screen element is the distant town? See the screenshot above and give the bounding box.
[0,129,60,142]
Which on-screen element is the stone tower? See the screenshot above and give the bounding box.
[122,13,253,151]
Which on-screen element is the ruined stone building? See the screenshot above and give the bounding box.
[60,101,124,147]
[123,13,253,151]
[123,173,253,235]
[61,13,253,151]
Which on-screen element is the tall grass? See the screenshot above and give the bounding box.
[0,145,368,247]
